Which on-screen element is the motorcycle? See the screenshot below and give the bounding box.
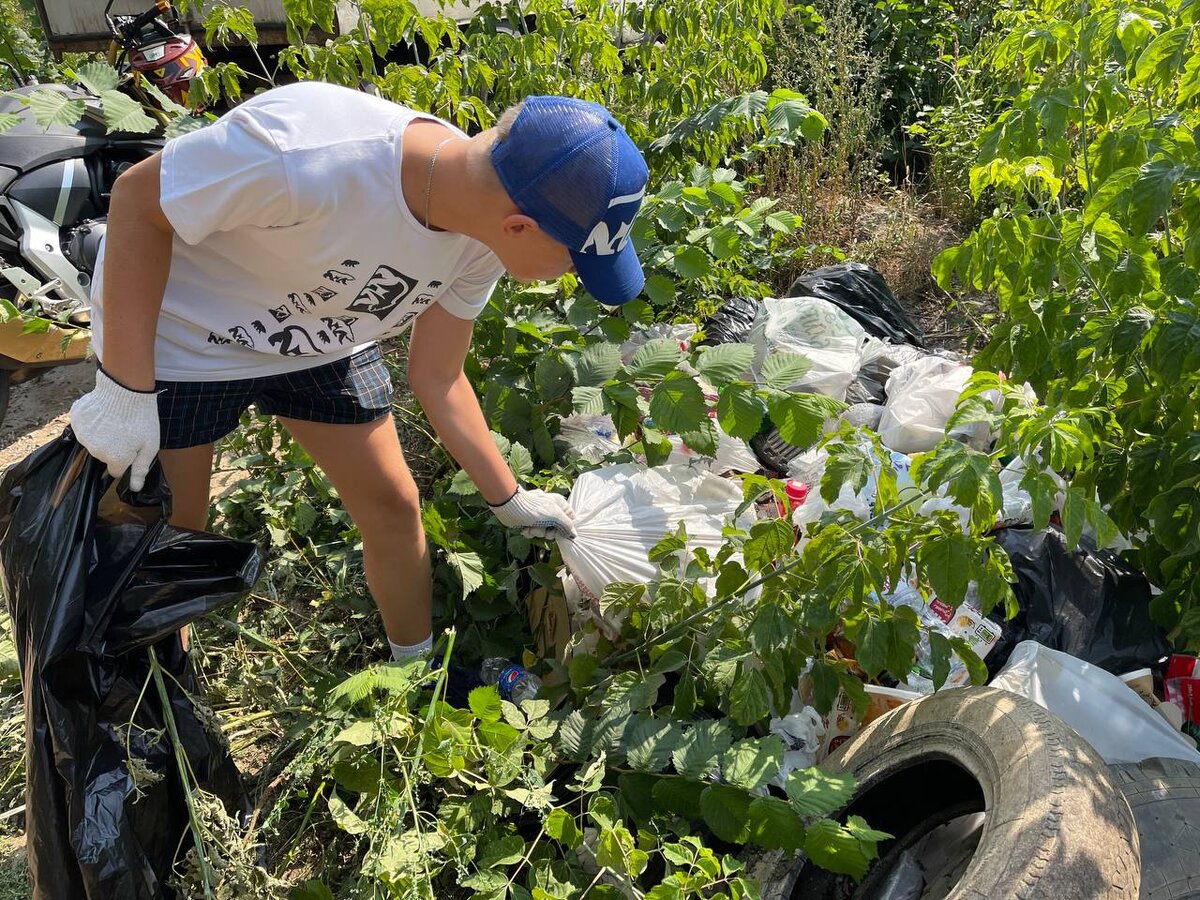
[0,0,206,425]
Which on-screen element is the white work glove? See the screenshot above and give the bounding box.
[490,487,577,540]
[69,368,161,492]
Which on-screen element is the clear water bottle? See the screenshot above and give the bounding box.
[480,658,542,705]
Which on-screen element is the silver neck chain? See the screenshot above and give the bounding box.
[424,135,462,230]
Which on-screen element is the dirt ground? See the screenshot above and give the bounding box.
[0,363,96,470]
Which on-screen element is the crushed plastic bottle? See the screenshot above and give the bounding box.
[480,658,542,705]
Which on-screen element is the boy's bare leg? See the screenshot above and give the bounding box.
[159,443,216,651]
[279,415,431,647]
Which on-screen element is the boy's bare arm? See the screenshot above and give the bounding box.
[407,304,519,505]
[100,153,174,389]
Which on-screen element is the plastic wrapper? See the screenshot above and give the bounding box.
[556,463,753,619]
[0,430,263,899]
[558,414,623,463]
[988,528,1171,677]
[991,641,1200,765]
[878,356,989,453]
[769,709,824,786]
[1165,655,1200,743]
[748,296,870,401]
[697,296,759,346]
[785,262,925,347]
[619,322,698,364]
[885,582,1001,691]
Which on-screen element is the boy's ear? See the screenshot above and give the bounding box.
[501,213,539,237]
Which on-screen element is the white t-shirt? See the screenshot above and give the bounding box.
[91,82,506,381]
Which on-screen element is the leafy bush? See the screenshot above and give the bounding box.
[929,0,1200,645]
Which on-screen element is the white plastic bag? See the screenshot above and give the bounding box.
[787,442,916,537]
[878,356,988,453]
[749,297,870,400]
[557,463,752,602]
[665,427,760,474]
[991,641,1200,765]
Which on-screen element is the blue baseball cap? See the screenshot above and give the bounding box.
[491,96,649,305]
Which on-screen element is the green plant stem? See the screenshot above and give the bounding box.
[148,646,216,898]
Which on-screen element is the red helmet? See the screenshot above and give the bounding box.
[128,35,205,105]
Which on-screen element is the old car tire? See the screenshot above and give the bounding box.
[1111,757,1200,899]
[749,686,1140,899]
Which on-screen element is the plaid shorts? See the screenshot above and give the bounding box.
[157,345,395,449]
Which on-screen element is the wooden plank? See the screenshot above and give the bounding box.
[0,320,90,365]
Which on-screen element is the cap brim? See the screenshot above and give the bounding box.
[571,240,644,306]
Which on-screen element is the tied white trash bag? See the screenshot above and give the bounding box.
[665,428,760,474]
[991,641,1200,765]
[749,297,870,400]
[556,463,752,602]
[878,356,989,453]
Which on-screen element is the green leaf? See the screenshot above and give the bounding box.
[854,613,920,680]
[327,791,368,835]
[468,686,502,722]
[728,667,771,725]
[700,785,753,843]
[27,89,85,129]
[572,385,605,415]
[478,834,525,868]
[917,532,973,605]
[681,416,719,457]
[949,636,988,685]
[747,796,807,850]
[649,371,708,433]
[446,549,484,599]
[928,631,952,689]
[0,112,22,135]
[535,353,572,400]
[576,342,622,387]
[643,274,676,306]
[785,769,856,817]
[673,245,712,279]
[289,880,335,900]
[652,776,706,820]
[624,716,684,772]
[913,441,1004,529]
[98,91,159,133]
[804,818,877,880]
[672,719,734,779]
[767,392,842,449]
[750,604,791,654]
[332,720,378,747]
[722,736,784,791]
[696,343,756,385]
[717,382,768,439]
[73,61,119,94]
[649,522,688,562]
[629,337,684,378]
[822,440,875,504]
[743,518,795,572]
[545,809,582,849]
[760,351,812,389]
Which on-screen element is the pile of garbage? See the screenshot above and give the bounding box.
[552,262,1200,775]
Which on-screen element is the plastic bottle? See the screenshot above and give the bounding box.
[777,479,809,518]
[480,658,542,705]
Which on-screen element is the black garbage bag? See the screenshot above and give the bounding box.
[786,262,926,347]
[0,430,263,899]
[698,296,758,346]
[986,527,1171,677]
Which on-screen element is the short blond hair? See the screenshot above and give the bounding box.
[494,100,526,142]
